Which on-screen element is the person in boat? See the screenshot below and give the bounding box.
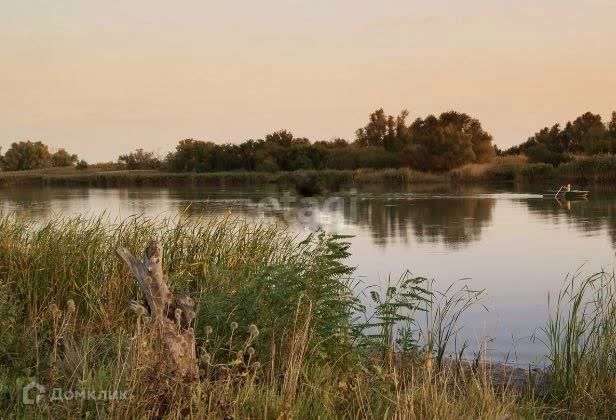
[562,184,571,193]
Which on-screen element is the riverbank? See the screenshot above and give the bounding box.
[0,166,444,188]
[0,155,615,189]
[0,214,613,418]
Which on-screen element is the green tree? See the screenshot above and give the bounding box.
[437,111,495,163]
[567,112,607,154]
[76,159,89,170]
[118,149,161,170]
[508,111,615,157]
[355,109,388,148]
[404,115,476,171]
[0,141,51,171]
[51,148,78,167]
[609,112,616,135]
[355,109,410,151]
[525,143,571,166]
[163,109,496,173]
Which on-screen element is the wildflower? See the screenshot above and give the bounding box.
[66,299,76,313]
[248,324,259,337]
[247,347,255,356]
[251,362,261,370]
[230,321,238,330]
[174,308,182,322]
[204,325,213,335]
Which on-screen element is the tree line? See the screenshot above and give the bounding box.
[134,109,496,173]
[504,111,616,165]
[3,109,615,173]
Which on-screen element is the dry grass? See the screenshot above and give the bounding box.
[0,214,613,418]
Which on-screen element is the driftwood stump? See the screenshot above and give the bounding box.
[116,240,198,380]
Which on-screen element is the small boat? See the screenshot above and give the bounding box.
[542,189,589,199]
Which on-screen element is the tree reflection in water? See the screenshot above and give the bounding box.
[344,196,495,248]
[525,194,616,247]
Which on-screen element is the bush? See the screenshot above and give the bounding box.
[75,160,89,170]
[516,163,555,182]
[51,149,78,167]
[118,149,161,170]
[525,143,571,166]
[556,154,616,184]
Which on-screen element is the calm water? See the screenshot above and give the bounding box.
[2,185,615,364]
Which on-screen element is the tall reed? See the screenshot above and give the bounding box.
[543,270,616,417]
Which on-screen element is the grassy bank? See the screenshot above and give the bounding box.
[1,154,616,189]
[0,215,613,418]
[0,166,445,190]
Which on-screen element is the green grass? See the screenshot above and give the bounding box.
[543,270,616,417]
[0,214,613,418]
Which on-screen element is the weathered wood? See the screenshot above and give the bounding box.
[116,240,198,380]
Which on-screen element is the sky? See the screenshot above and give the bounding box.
[1,0,615,162]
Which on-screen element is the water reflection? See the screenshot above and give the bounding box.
[525,195,616,247]
[347,196,495,248]
[2,186,616,251]
[2,185,616,362]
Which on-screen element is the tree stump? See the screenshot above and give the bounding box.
[116,240,198,381]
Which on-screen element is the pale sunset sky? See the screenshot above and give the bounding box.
[2,0,615,161]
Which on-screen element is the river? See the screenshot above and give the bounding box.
[2,184,614,364]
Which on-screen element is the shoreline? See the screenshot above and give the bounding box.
[1,155,615,189]
[1,214,612,418]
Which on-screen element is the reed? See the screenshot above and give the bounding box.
[555,154,616,184]
[542,270,616,418]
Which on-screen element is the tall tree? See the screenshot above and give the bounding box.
[404,115,476,171]
[356,108,410,151]
[0,141,51,171]
[437,111,495,163]
[562,112,606,153]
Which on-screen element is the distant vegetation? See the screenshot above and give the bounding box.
[3,110,616,185]
[0,141,79,171]
[164,110,495,173]
[118,148,162,170]
[505,111,616,165]
[1,109,496,174]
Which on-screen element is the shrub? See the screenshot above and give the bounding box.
[118,149,161,170]
[525,143,571,166]
[556,154,616,184]
[75,160,89,170]
[51,149,78,167]
[516,163,555,183]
